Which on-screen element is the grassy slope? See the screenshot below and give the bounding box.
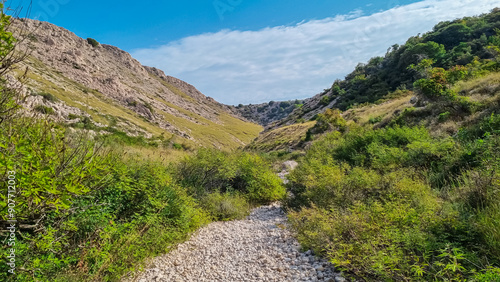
[251,72,500,154]
[247,121,316,152]
[284,72,500,281]
[21,57,262,150]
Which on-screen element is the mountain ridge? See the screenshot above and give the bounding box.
[11,18,262,149]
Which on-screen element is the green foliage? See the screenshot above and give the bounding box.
[176,148,285,203]
[86,38,99,47]
[200,191,250,221]
[280,101,291,108]
[67,113,79,120]
[308,109,346,136]
[326,9,500,110]
[438,111,451,122]
[286,120,500,281]
[320,95,331,106]
[172,142,183,150]
[472,267,500,281]
[0,4,14,60]
[368,116,383,124]
[34,104,55,115]
[0,117,210,281]
[38,92,58,102]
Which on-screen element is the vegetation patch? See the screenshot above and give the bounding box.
[86,37,99,47]
[34,104,55,115]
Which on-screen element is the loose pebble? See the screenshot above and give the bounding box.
[126,203,346,281]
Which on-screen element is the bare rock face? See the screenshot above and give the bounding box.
[9,19,257,146]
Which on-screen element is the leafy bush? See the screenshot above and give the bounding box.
[200,191,250,221]
[0,118,209,281]
[286,121,500,281]
[320,95,330,106]
[67,113,79,120]
[34,104,55,115]
[307,109,346,138]
[86,37,99,47]
[176,148,285,203]
[323,9,500,110]
[38,92,58,102]
[368,116,383,124]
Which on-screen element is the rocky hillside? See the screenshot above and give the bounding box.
[257,8,500,130]
[266,89,339,129]
[10,19,262,149]
[234,99,304,126]
[248,8,500,152]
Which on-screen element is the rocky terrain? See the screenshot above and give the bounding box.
[235,99,304,126]
[9,19,262,148]
[127,203,346,282]
[234,88,338,130]
[268,89,339,129]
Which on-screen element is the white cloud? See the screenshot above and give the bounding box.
[132,0,499,105]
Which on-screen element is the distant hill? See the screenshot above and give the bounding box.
[234,99,304,126]
[10,19,262,149]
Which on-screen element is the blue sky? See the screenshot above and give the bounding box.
[28,0,421,50]
[22,0,500,104]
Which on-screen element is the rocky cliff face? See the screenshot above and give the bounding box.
[10,19,261,149]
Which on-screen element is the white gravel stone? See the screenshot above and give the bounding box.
[125,203,346,281]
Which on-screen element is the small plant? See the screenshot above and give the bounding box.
[200,191,250,221]
[369,116,383,124]
[320,95,331,106]
[67,113,79,120]
[438,111,451,122]
[27,33,38,42]
[87,37,99,47]
[38,92,58,102]
[34,105,55,115]
[144,102,155,114]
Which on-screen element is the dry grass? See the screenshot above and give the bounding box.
[158,109,262,150]
[248,121,316,151]
[339,72,500,138]
[343,94,414,126]
[455,72,500,97]
[121,146,189,165]
[19,57,262,149]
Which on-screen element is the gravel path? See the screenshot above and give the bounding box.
[127,203,346,282]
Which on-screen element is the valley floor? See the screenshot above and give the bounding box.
[125,204,345,282]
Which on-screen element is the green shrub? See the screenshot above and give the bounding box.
[438,111,451,122]
[471,267,500,282]
[177,149,285,203]
[87,37,99,47]
[34,104,55,115]
[0,119,210,281]
[320,95,331,106]
[200,191,250,221]
[286,121,500,281]
[368,116,383,124]
[172,143,183,150]
[308,109,346,136]
[67,113,79,120]
[0,113,213,281]
[38,92,58,102]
